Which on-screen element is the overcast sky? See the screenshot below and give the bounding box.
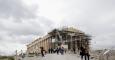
[0,0,115,55]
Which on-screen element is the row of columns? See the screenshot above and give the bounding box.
[27,36,53,54]
[27,34,90,54]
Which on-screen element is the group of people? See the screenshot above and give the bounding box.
[40,46,90,60]
[48,46,65,55]
[40,46,66,57]
[79,47,90,60]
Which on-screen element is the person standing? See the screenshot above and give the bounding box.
[84,49,90,60]
[56,47,59,54]
[80,47,85,60]
[60,47,64,55]
[73,48,76,54]
[51,48,53,53]
[40,47,45,57]
[48,48,51,53]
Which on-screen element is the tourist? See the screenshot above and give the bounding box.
[51,48,54,53]
[40,47,45,57]
[48,48,51,53]
[84,49,90,60]
[60,47,64,55]
[56,47,59,54]
[73,48,76,54]
[80,47,85,60]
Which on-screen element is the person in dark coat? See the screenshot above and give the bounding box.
[48,48,51,53]
[60,47,64,55]
[51,48,53,53]
[56,47,59,54]
[84,49,90,60]
[80,47,90,60]
[40,47,45,57]
[80,47,85,60]
[73,48,76,54]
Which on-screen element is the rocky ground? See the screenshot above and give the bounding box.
[16,50,115,60]
[19,53,97,60]
[90,50,115,60]
[20,54,80,60]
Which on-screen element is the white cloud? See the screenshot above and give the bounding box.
[0,0,55,55]
[0,18,54,55]
[0,0,38,20]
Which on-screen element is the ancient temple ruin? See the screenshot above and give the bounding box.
[27,27,91,54]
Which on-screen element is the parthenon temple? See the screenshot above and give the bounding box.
[27,27,91,54]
